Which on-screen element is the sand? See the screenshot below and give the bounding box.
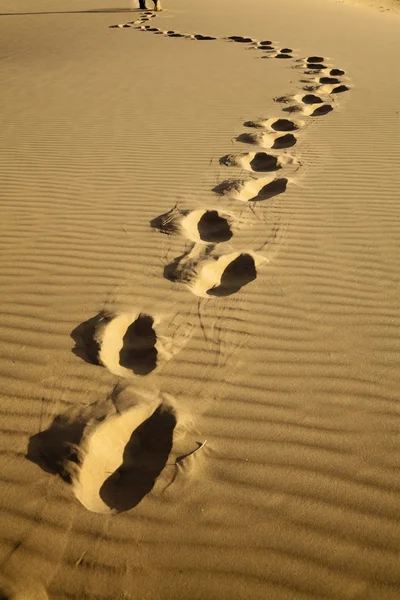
[1,0,400,598]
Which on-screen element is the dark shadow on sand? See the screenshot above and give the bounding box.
[70,311,109,365]
[207,253,257,297]
[197,211,232,243]
[119,314,157,376]
[100,405,176,511]
[26,415,85,483]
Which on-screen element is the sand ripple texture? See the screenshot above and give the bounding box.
[0,0,400,599]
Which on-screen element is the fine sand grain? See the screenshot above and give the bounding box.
[1,0,400,598]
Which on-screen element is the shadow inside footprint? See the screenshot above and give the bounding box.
[331,84,350,94]
[305,64,327,71]
[194,34,216,40]
[307,56,324,63]
[26,415,85,482]
[71,312,108,365]
[319,77,341,84]
[207,253,257,296]
[228,35,253,43]
[197,210,232,243]
[119,314,157,375]
[100,405,176,512]
[253,178,288,201]
[271,119,298,132]
[302,94,323,104]
[249,153,280,172]
[272,134,296,149]
[311,105,333,116]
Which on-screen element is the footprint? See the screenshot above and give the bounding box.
[319,76,342,84]
[98,312,157,377]
[151,207,233,243]
[276,93,334,116]
[305,79,350,94]
[72,311,190,378]
[304,63,328,71]
[164,246,266,297]
[99,403,176,512]
[244,117,304,132]
[330,68,345,77]
[28,390,176,513]
[283,103,333,117]
[71,310,156,375]
[220,151,297,173]
[237,131,297,149]
[190,34,217,41]
[306,56,325,63]
[227,35,255,43]
[213,175,288,202]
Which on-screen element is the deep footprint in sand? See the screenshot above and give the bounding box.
[164,246,266,297]
[276,94,334,117]
[213,175,288,202]
[244,117,304,132]
[151,207,233,243]
[71,311,191,378]
[237,131,297,149]
[227,35,255,43]
[28,392,177,513]
[220,151,298,173]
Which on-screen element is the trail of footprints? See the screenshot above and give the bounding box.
[23,11,352,523]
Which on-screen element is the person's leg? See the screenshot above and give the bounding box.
[139,0,147,9]
[153,0,162,10]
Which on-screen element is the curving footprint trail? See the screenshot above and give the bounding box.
[111,10,351,297]
[109,10,353,316]
[39,10,353,518]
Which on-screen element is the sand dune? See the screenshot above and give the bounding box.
[1,0,400,598]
